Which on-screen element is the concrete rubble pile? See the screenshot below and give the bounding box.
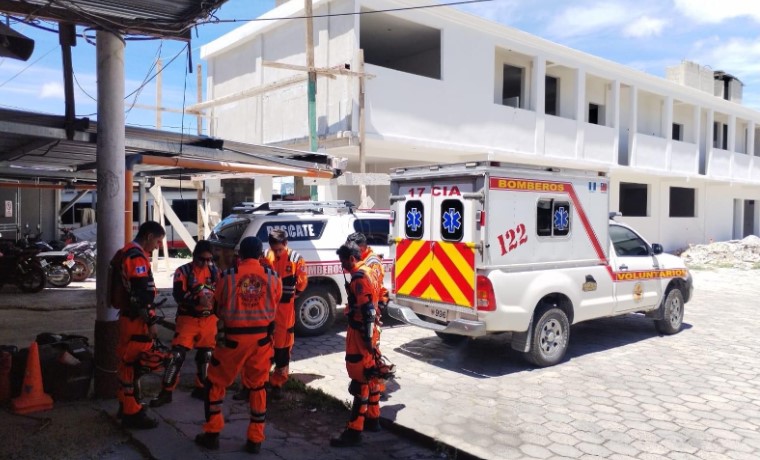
[680,235,760,269]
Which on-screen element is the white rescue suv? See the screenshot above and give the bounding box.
[387,162,693,367]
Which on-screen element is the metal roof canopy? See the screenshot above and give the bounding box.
[0,108,345,182]
[0,0,226,39]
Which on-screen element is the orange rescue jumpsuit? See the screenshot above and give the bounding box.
[265,247,308,389]
[163,262,219,392]
[343,261,381,432]
[116,242,159,416]
[203,259,282,444]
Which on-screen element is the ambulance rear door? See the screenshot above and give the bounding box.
[393,175,481,318]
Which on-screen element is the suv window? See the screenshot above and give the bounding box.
[210,215,250,246]
[353,218,389,246]
[255,220,327,241]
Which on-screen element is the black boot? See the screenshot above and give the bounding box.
[190,387,205,400]
[149,389,173,408]
[121,408,158,430]
[364,417,381,432]
[245,440,262,454]
[233,387,250,401]
[330,428,362,447]
[195,432,220,450]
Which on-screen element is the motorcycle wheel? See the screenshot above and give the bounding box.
[18,265,46,293]
[46,263,73,288]
[71,257,92,282]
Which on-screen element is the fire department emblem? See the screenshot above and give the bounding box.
[632,282,644,302]
[238,274,265,307]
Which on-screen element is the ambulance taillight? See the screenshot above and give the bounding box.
[476,275,496,311]
[476,210,486,230]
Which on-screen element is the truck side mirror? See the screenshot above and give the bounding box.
[652,243,663,255]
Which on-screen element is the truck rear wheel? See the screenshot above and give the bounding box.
[525,307,570,367]
[655,288,684,335]
[294,286,336,337]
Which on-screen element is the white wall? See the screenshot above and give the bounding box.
[637,91,662,137]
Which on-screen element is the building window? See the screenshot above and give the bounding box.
[669,187,696,218]
[360,10,441,80]
[537,199,571,237]
[619,182,648,217]
[545,75,558,116]
[502,64,523,108]
[672,123,683,141]
[589,103,600,125]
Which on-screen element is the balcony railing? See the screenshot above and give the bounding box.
[670,140,699,175]
[708,148,732,178]
[631,133,668,170]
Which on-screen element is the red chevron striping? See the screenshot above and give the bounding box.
[429,271,455,304]
[409,275,431,298]
[432,243,474,301]
[395,242,431,287]
[454,242,475,266]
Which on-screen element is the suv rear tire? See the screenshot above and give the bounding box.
[295,286,337,337]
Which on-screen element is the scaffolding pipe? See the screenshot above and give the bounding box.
[0,182,96,190]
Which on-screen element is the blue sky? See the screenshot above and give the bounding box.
[2,0,760,134]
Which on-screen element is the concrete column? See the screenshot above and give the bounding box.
[575,68,586,159]
[94,30,125,398]
[610,80,620,160]
[254,176,273,202]
[728,115,736,152]
[693,105,701,173]
[629,86,638,166]
[748,121,756,157]
[532,56,546,155]
[706,109,714,175]
[318,181,339,201]
[138,178,147,224]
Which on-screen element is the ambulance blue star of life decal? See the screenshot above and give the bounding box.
[443,208,462,234]
[554,207,569,231]
[407,208,422,232]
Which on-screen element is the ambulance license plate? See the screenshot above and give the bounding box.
[430,307,449,321]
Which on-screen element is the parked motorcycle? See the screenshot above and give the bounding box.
[48,228,96,282]
[18,231,74,288]
[0,238,47,293]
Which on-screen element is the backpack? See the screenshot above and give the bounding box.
[108,248,131,310]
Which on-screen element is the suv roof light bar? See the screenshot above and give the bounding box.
[232,200,357,214]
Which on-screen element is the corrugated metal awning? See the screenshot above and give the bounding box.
[0,108,346,182]
[0,0,226,39]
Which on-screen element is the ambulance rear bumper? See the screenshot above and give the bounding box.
[388,303,487,337]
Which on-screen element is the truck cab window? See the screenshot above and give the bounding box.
[610,225,650,256]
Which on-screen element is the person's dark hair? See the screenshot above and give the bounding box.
[135,220,165,239]
[193,240,214,258]
[336,242,361,261]
[346,232,367,246]
[239,236,264,259]
[268,228,288,246]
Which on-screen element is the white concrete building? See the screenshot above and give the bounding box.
[199,0,760,251]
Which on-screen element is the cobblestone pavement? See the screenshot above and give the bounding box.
[291,268,760,460]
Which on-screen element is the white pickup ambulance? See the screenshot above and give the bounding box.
[387,161,693,367]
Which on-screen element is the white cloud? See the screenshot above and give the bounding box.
[546,3,630,39]
[673,0,760,23]
[695,37,760,77]
[39,82,64,100]
[623,16,667,38]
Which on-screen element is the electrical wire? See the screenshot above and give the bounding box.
[0,47,57,89]
[125,41,163,119]
[200,0,493,24]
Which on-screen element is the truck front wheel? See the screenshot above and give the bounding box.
[525,307,570,367]
[654,288,684,335]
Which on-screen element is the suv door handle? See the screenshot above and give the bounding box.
[618,264,628,271]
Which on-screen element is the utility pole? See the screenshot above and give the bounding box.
[305,0,317,153]
[197,64,203,135]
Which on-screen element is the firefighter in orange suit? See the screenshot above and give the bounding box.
[347,232,389,422]
[347,232,389,311]
[265,228,308,398]
[330,242,381,447]
[112,221,166,430]
[150,240,219,407]
[195,236,281,454]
